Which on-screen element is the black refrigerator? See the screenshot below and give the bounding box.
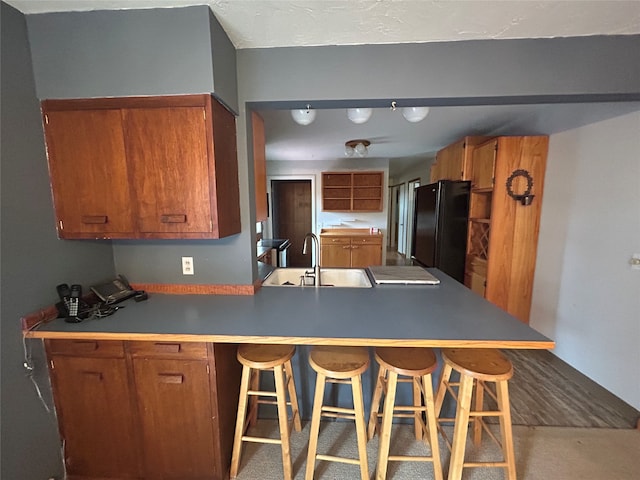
[411,180,470,283]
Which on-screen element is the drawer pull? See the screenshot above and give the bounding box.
[154,343,182,353]
[82,371,103,380]
[160,214,187,224]
[158,373,184,384]
[72,341,99,351]
[81,215,108,224]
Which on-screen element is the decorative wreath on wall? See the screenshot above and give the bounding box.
[506,169,535,205]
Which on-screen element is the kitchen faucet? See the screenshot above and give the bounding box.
[302,232,321,287]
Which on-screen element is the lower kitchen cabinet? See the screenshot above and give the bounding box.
[45,339,241,480]
[320,229,383,267]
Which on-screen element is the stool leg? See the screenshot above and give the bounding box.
[247,368,260,428]
[422,374,444,480]
[447,373,474,480]
[368,365,387,440]
[413,376,423,440]
[496,380,516,480]
[284,359,302,432]
[434,363,453,417]
[230,365,252,478]
[376,370,398,480]
[274,364,293,480]
[305,372,326,480]
[351,373,370,480]
[472,379,484,446]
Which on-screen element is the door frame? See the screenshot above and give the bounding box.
[406,178,421,257]
[266,174,317,262]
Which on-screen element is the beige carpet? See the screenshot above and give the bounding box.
[234,420,640,479]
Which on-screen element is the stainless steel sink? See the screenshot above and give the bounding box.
[262,268,372,288]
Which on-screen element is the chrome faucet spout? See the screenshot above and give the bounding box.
[302,232,321,287]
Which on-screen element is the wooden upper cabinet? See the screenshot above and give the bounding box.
[430,136,491,183]
[41,95,240,239]
[471,139,497,190]
[43,108,135,236]
[322,171,383,211]
[252,112,268,222]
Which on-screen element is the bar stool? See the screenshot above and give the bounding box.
[305,346,370,480]
[230,344,302,480]
[367,347,443,480]
[434,348,516,480]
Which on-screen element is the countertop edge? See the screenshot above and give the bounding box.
[23,329,554,349]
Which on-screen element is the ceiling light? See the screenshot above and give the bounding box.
[401,106,430,123]
[346,107,373,124]
[345,139,370,157]
[291,104,316,125]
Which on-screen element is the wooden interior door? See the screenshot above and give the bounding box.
[272,180,312,267]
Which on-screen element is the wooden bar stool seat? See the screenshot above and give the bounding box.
[305,346,370,480]
[434,348,516,480]
[367,347,443,480]
[230,344,302,480]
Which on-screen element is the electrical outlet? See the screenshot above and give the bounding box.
[182,256,194,275]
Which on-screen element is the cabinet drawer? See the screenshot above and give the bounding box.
[46,339,125,358]
[351,236,382,245]
[320,237,351,245]
[128,341,208,359]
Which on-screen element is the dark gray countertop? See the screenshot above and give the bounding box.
[28,269,553,349]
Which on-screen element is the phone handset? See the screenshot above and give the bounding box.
[56,283,83,321]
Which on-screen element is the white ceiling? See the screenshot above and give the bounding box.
[6,1,640,49]
[7,0,640,167]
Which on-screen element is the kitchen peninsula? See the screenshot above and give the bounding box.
[22,269,552,480]
[25,270,552,348]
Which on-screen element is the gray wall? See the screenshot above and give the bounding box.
[1,3,116,478]
[26,5,248,286]
[27,5,238,113]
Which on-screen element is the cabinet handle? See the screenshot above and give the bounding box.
[158,373,184,384]
[342,246,350,249]
[81,371,103,380]
[72,341,99,351]
[154,343,182,353]
[352,245,360,249]
[160,214,187,224]
[81,215,108,224]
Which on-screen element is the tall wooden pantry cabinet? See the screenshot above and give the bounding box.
[432,135,549,323]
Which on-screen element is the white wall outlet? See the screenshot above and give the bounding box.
[182,256,194,275]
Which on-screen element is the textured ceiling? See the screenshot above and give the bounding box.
[7,0,640,49]
[7,0,640,166]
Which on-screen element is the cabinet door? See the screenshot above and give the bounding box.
[471,140,497,189]
[43,108,135,237]
[350,238,382,267]
[124,106,213,234]
[133,358,218,479]
[320,238,351,267]
[49,355,142,479]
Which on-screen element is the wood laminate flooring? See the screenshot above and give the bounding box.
[385,248,639,429]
